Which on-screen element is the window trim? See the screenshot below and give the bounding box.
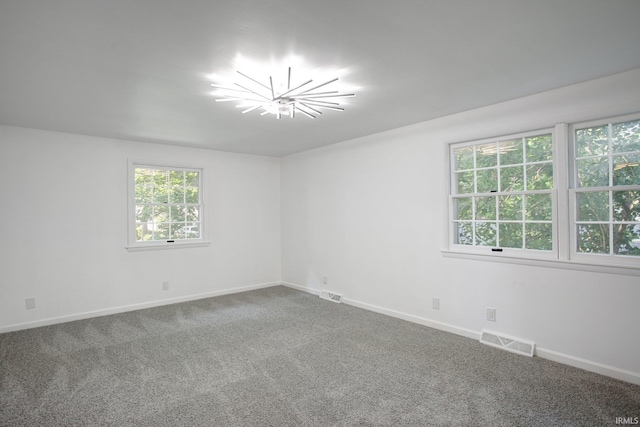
[126,159,211,252]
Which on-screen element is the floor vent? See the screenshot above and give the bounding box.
[319,290,343,303]
[480,330,535,357]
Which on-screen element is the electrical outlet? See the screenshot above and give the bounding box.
[322,276,328,285]
[25,298,36,310]
[432,298,440,310]
[162,281,169,291]
[487,307,496,322]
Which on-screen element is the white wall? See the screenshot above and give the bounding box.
[0,126,281,331]
[281,68,640,384]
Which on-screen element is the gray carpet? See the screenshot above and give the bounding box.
[1,286,638,426]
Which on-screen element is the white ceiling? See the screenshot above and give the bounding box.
[1,1,640,157]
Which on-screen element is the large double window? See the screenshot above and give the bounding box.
[449,114,640,270]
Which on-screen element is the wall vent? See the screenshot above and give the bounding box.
[319,290,343,303]
[480,329,535,357]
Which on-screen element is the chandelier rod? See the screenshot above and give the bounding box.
[276,79,313,99]
[236,71,271,91]
[297,77,339,95]
[299,102,323,115]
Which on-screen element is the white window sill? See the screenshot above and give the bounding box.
[441,249,640,277]
[126,241,211,252]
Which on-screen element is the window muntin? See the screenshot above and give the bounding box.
[451,132,555,254]
[573,118,640,258]
[129,163,204,248]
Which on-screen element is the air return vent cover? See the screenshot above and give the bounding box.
[319,290,343,303]
[480,330,535,357]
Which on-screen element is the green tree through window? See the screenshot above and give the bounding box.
[451,132,554,253]
[574,119,640,256]
[134,166,202,242]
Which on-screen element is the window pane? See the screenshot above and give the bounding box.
[136,168,153,185]
[153,170,169,203]
[185,171,199,187]
[456,171,474,194]
[454,197,472,221]
[525,223,552,251]
[498,194,522,220]
[500,166,524,192]
[577,224,610,254]
[170,185,185,204]
[154,223,169,240]
[136,223,153,241]
[576,157,609,188]
[476,222,496,246]
[135,184,152,203]
[153,169,167,185]
[612,153,640,186]
[577,191,609,222]
[455,146,474,170]
[135,168,153,203]
[576,125,608,157]
[154,205,169,223]
[499,223,523,249]
[475,196,496,220]
[612,119,640,153]
[186,187,200,204]
[525,194,552,221]
[170,222,185,240]
[185,222,200,239]
[613,224,640,256]
[170,205,186,222]
[476,143,497,168]
[453,222,472,245]
[499,139,523,165]
[613,190,640,222]
[186,206,200,222]
[135,205,152,222]
[526,134,553,162]
[526,162,553,190]
[170,170,184,186]
[476,168,498,193]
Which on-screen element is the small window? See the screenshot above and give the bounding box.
[571,117,640,261]
[128,161,208,251]
[450,130,556,258]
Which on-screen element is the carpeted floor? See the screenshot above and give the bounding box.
[1,286,638,426]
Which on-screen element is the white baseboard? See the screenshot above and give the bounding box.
[0,281,280,334]
[535,347,640,386]
[342,297,481,341]
[281,281,322,296]
[283,281,640,386]
[281,282,478,340]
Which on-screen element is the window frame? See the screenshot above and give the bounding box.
[126,159,210,252]
[448,128,559,261]
[568,114,640,268]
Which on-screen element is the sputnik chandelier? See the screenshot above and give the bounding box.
[211,67,355,119]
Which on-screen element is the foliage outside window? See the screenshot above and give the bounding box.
[451,132,554,254]
[573,118,640,258]
[132,165,202,244]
